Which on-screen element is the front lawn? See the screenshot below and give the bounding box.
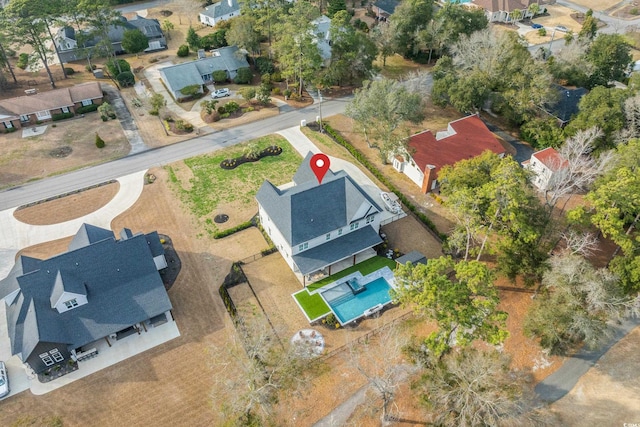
[292,256,397,322]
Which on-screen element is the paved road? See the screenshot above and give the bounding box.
[0,97,350,210]
[535,317,640,402]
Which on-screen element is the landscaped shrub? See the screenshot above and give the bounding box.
[52,112,74,121]
[283,89,292,98]
[64,67,75,75]
[95,133,105,148]
[234,67,253,84]
[255,56,275,74]
[180,84,201,97]
[212,70,227,83]
[177,44,189,57]
[85,64,96,72]
[323,313,338,327]
[199,29,227,50]
[175,119,193,132]
[223,101,240,113]
[16,53,29,69]
[76,104,99,114]
[271,71,283,82]
[271,87,281,95]
[106,58,131,77]
[217,106,226,114]
[242,107,255,113]
[213,220,253,239]
[538,28,547,36]
[116,71,135,87]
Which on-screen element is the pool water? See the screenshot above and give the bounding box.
[322,277,392,324]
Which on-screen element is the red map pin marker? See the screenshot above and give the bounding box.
[310,153,330,184]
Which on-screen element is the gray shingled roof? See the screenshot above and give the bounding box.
[3,224,172,362]
[395,250,427,266]
[201,0,240,19]
[292,226,382,275]
[128,15,163,38]
[256,154,382,246]
[68,223,114,251]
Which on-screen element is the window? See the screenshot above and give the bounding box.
[50,349,64,362]
[81,99,92,106]
[61,106,70,113]
[20,114,29,122]
[64,299,78,309]
[39,353,54,366]
[3,121,13,129]
[36,110,51,120]
[298,242,308,251]
[338,228,343,236]
[365,214,375,224]
[350,222,359,231]
[325,233,331,241]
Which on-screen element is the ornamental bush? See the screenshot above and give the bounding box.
[95,133,105,148]
[234,67,253,84]
[177,44,189,57]
[116,71,135,87]
[52,112,74,121]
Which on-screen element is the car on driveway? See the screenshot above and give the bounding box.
[531,23,543,29]
[211,88,230,98]
[0,361,9,398]
[555,25,569,32]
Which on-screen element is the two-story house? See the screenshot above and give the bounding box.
[393,115,506,193]
[256,153,384,285]
[0,224,173,379]
[522,147,568,190]
[199,0,241,27]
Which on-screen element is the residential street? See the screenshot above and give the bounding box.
[0,97,350,210]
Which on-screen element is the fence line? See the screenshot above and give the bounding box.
[314,310,414,363]
[380,212,408,227]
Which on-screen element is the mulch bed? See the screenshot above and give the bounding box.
[220,145,282,170]
[159,234,181,291]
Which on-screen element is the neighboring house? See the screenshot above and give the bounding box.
[0,82,103,131]
[543,84,588,127]
[256,153,384,286]
[199,0,241,27]
[159,46,249,100]
[54,15,167,63]
[522,147,568,190]
[311,15,332,64]
[372,0,400,21]
[0,224,173,378]
[470,0,545,23]
[393,115,506,193]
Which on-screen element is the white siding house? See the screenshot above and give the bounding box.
[200,0,241,26]
[522,147,568,190]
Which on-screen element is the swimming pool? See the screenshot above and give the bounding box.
[321,277,393,325]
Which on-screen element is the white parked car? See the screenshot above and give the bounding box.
[0,361,9,398]
[555,25,569,32]
[211,88,230,98]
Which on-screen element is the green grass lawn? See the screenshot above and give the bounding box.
[166,135,301,236]
[293,256,397,321]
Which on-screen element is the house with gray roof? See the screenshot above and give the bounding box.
[158,46,249,100]
[199,0,241,27]
[311,15,332,64]
[256,153,384,285]
[0,224,173,378]
[54,15,167,64]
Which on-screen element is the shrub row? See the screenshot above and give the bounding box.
[76,104,99,114]
[52,112,74,121]
[213,220,254,239]
[322,124,447,241]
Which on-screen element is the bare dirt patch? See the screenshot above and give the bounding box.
[13,182,119,225]
[0,113,129,189]
[569,0,624,11]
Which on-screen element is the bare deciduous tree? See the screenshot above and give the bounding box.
[560,230,600,258]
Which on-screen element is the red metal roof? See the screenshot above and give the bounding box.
[531,147,567,171]
[407,115,505,175]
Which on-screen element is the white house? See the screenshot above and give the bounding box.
[199,0,241,27]
[393,115,506,193]
[470,0,545,23]
[522,147,568,190]
[256,153,384,285]
[311,15,332,64]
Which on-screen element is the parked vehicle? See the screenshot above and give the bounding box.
[555,25,569,32]
[0,361,9,398]
[531,23,543,29]
[211,88,230,98]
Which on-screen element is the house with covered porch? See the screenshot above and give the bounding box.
[0,224,173,380]
[256,153,384,286]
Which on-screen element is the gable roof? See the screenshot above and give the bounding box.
[256,153,382,247]
[201,0,240,19]
[2,224,172,362]
[471,0,535,12]
[127,15,163,38]
[373,0,400,14]
[529,147,568,171]
[544,84,588,123]
[0,82,102,116]
[159,46,249,96]
[407,115,505,175]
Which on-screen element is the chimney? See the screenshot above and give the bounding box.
[422,165,436,194]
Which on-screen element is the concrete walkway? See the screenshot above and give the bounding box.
[276,126,403,224]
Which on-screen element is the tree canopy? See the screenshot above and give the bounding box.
[121,29,148,55]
